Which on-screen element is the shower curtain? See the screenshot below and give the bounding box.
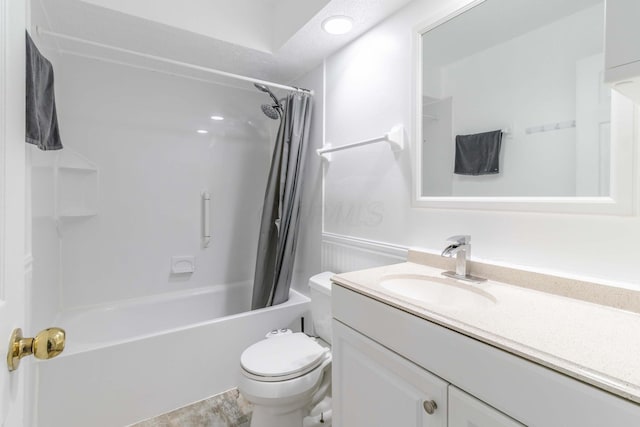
[251,92,312,309]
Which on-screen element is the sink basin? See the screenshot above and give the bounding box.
[379,274,496,309]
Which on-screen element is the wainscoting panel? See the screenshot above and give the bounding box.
[321,233,408,274]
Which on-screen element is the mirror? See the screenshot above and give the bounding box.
[414,0,635,213]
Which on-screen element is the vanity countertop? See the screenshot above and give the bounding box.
[332,256,640,404]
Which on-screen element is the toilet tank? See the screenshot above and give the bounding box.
[308,271,334,344]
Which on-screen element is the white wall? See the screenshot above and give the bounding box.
[50,55,277,310]
[323,0,640,287]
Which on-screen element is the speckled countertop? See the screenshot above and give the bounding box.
[332,252,640,405]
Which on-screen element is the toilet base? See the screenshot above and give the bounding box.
[240,341,333,427]
[250,402,309,427]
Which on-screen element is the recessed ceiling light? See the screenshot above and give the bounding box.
[210,115,224,121]
[322,16,353,35]
[197,129,209,134]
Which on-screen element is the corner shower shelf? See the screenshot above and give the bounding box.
[317,124,405,161]
[30,146,99,225]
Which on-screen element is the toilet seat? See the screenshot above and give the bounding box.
[241,333,329,382]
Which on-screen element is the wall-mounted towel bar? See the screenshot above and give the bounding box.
[460,128,511,137]
[317,124,404,161]
[525,120,576,134]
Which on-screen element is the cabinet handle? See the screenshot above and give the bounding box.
[423,399,437,415]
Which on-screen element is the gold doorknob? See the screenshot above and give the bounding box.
[7,327,66,372]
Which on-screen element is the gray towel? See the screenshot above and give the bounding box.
[454,130,501,175]
[26,31,63,151]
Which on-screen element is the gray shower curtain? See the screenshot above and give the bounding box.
[251,92,312,309]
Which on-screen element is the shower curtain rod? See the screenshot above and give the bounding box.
[36,27,313,95]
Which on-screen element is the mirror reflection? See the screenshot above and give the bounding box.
[420,0,609,197]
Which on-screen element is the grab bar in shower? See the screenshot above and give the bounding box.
[317,124,405,161]
[202,191,211,248]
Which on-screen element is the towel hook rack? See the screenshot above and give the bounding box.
[317,124,405,161]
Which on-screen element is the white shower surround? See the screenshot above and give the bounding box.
[33,283,310,427]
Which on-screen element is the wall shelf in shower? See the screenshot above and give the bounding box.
[57,150,98,223]
[29,146,99,226]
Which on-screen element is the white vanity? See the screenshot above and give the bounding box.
[330,250,640,426]
[328,0,640,422]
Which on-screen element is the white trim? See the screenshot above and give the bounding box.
[37,27,313,95]
[412,0,637,215]
[322,232,408,260]
[0,0,6,300]
[413,0,486,37]
[321,58,327,234]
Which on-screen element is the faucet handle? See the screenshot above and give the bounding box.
[445,235,470,245]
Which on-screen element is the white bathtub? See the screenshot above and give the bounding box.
[33,282,310,427]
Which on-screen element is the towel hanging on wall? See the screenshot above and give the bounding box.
[454,130,502,175]
[25,31,63,151]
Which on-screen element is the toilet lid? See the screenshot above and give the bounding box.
[241,333,328,379]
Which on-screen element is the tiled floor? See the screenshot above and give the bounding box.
[130,388,252,427]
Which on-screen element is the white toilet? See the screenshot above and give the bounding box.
[238,272,334,427]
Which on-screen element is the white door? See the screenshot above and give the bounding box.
[575,53,612,196]
[332,320,448,427]
[0,0,29,425]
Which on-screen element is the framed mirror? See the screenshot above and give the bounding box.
[413,0,636,214]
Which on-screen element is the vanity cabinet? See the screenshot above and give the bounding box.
[449,387,524,427]
[333,319,523,427]
[332,283,640,427]
[605,0,640,102]
[333,320,448,427]
[332,320,524,427]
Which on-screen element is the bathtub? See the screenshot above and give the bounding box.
[33,281,310,427]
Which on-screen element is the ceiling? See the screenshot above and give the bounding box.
[76,0,332,53]
[34,0,414,86]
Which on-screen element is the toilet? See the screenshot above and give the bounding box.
[238,272,334,427]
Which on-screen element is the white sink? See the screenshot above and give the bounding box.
[379,274,496,309]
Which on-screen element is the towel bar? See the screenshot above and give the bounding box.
[317,124,404,161]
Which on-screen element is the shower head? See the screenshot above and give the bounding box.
[254,83,282,115]
[254,83,270,93]
[261,103,281,120]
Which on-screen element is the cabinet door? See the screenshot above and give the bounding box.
[449,386,525,427]
[333,320,448,427]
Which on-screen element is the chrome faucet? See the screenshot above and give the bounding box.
[441,235,486,283]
